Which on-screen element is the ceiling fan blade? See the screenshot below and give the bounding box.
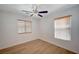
[30,14,34,16]
[39,11,48,13]
[32,4,38,11]
[22,10,32,13]
[38,14,43,17]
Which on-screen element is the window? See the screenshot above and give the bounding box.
[54,15,71,40]
[25,21,32,33]
[18,20,32,34]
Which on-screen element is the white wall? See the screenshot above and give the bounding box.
[0,11,41,49]
[40,5,79,53]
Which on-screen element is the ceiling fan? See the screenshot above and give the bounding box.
[22,5,48,17]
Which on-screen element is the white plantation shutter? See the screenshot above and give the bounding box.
[18,20,25,33]
[54,15,71,40]
[18,20,32,34]
[25,21,32,32]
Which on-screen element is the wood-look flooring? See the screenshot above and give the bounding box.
[0,39,75,54]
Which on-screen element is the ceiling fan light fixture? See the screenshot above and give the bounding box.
[22,5,48,17]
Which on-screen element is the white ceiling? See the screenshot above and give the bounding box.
[0,4,76,18]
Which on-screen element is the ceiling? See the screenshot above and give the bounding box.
[0,4,76,18]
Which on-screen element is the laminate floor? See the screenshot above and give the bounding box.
[0,39,75,54]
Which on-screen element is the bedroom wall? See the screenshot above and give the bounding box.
[0,11,41,49]
[40,5,79,53]
[0,5,79,53]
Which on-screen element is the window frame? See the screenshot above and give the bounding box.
[54,15,72,40]
[17,20,32,34]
